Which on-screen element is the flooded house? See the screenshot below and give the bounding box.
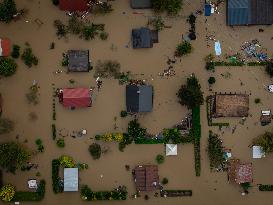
[67,50,90,72]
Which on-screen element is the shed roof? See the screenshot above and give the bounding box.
[133,165,159,192]
[68,50,89,72]
[63,88,91,108]
[64,168,78,191]
[215,94,249,117]
[130,0,152,9]
[132,27,153,49]
[166,144,177,156]
[59,0,89,12]
[0,38,11,56]
[252,146,265,158]
[126,85,153,113]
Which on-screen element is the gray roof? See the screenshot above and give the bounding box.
[227,0,273,25]
[68,50,89,72]
[130,0,151,9]
[132,28,153,49]
[126,85,153,113]
[64,168,78,192]
[227,0,250,25]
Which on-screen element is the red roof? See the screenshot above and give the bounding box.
[0,38,11,56]
[59,0,89,12]
[62,88,91,108]
[235,163,253,184]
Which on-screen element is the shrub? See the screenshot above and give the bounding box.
[120,110,128,118]
[254,98,261,104]
[11,45,20,58]
[21,47,38,68]
[205,62,215,71]
[163,128,182,144]
[52,124,56,140]
[81,24,99,40]
[156,154,164,164]
[241,182,251,192]
[0,142,30,173]
[54,20,67,38]
[91,2,113,14]
[26,84,39,105]
[148,16,165,31]
[67,15,83,35]
[162,178,168,185]
[151,0,183,15]
[13,180,45,201]
[252,132,273,154]
[51,0,59,6]
[99,31,108,40]
[59,155,75,168]
[175,41,192,57]
[56,138,65,148]
[177,74,204,109]
[207,131,225,169]
[0,118,14,134]
[88,143,101,160]
[52,159,63,194]
[192,106,201,176]
[62,55,69,66]
[0,0,17,23]
[208,77,216,85]
[35,138,44,152]
[128,119,146,141]
[0,184,15,202]
[94,60,121,78]
[266,62,273,77]
[0,58,17,76]
[259,185,273,191]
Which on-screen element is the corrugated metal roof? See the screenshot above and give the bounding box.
[227,0,250,25]
[132,27,153,49]
[64,168,78,192]
[0,38,11,57]
[63,88,91,108]
[131,0,151,9]
[59,0,89,12]
[68,50,89,72]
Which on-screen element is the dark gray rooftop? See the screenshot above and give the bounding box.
[126,85,153,113]
[130,0,152,9]
[132,27,153,49]
[227,0,273,25]
[68,50,89,72]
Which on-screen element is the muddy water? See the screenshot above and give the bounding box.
[1,0,273,205]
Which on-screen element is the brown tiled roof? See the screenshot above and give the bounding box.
[228,159,253,184]
[215,94,249,117]
[133,165,159,192]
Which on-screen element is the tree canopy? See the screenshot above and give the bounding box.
[253,132,273,154]
[177,74,204,109]
[0,142,30,173]
[152,0,183,15]
[0,58,17,77]
[0,0,17,23]
[0,118,14,134]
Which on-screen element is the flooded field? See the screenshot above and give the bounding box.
[1,0,273,205]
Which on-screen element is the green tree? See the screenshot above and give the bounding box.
[88,143,101,160]
[0,118,14,134]
[175,41,192,56]
[208,77,216,85]
[0,184,15,202]
[152,0,182,15]
[177,74,204,109]
[252,132,273,154]
[0,58,17,77]
[0,142,30,173]
[21,47,38,68]
[0,0,17,23]
[207,131,225,169]
[156,154,164,164]
[11,45,20,58]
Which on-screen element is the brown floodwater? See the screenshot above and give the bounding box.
[1,0,273,205]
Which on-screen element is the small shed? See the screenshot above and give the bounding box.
[0,38,11,56]
[130,0,152,9]
[64,168,78,192]
[59,0,89,12]
[61,88,92,108]
[133,165,159,192]
[68,50,90,72]
[252,146,265,158]
[126,85,153,113]
[166,144,177,156]
[132,28,154,49]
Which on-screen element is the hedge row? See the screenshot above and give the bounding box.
[52,159,63,194]
[192,106,201,176]
[160,189,192,197]
[81,185,127,201]
[259,185,273,191]
[247,61,270,66]
[213,61,244,67]
[13,180,46,201]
